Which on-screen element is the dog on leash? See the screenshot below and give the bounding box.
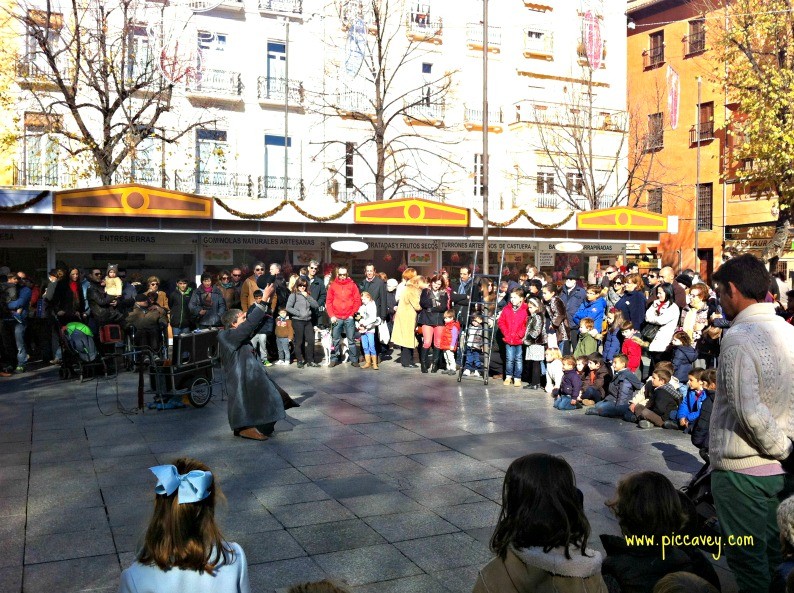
[319,328,350,365]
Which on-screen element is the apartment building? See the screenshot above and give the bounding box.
[1,0,654,280]
[627,0,786,279]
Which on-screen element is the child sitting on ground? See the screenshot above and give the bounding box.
[628,366,681,429]
[620,321,643,379]
[671,330,698,393]
[356,291,380,369]
[585,353,643,419]
[602,308,625,366]
[582,352,610,406]
[543,347,563,395]
[573,317,598,358]
[274,308,294,366]
[438,309,461,375]
[553,355,583,410]
[690,368,716,461]
[673,368,706,432]
[463,314,485,378]
[601,471,721,592]
[473,454,606,593]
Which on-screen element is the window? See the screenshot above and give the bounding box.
[128,25,152,80]
[647,187,663,213]
[422,62,432,74]
[473,153,484,197]
[266,41,286,97]
[536,171,554,194]
[566,172,583,195]
[697,183,713,231]
[647,31,664,67]
[646,112,664,150]
[197,129,227,188]
[129,125,157,182]
[23,112,60,186]
[687,19,706,55]
[197,31,227,70]
[524,27,552,55]
[691,101,714,143]
[345,142,355,188]
[24,10,62,77]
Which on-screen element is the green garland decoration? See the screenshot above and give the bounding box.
[214,198,352,221]
[0,190,50,213]
[472,208,575,229]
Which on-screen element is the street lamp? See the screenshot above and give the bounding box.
[481,0,489,274]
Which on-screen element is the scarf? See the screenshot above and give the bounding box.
[201,284,213,307]
[69,280,80,306]
[221,281,233,289]
[655,300,667,315]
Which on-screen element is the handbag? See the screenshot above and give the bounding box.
[546,332,558,349]
[640,322,661,343]
[378,319,390,344]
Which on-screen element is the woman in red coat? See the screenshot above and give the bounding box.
[497,288,528,387]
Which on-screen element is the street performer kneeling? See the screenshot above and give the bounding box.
[219,283,299,441]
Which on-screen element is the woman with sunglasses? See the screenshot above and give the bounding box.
[146,276,169,311]
[215,270,237,310]
[606,274,625,309]
[286,278,320,367]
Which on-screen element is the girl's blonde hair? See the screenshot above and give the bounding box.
[360,291,372,300]
[402,267,417,281]
[545,347,562,360]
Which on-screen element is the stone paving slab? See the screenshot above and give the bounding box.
[0,361,739,593]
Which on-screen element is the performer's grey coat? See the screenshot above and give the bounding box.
[219,304,286,430]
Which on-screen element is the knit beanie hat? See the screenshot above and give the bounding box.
[107,264,119,275]
[778,495,794,547]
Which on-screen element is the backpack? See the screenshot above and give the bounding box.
[65,322,98,362]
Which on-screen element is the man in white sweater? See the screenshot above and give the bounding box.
[711,254,794,593]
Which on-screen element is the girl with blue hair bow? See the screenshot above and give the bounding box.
[118,458,249,593]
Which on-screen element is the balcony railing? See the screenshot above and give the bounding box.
[258,175,304,200]
[333,186,445,203]
[257,76,303,104]
[12,163,65,188]
[690,121,715,144]
[523,30,553,58]
[643,46,665,68]
[685,30,706,55]
[259,0,302,14]
[464,106,503,132]
[173,171,304,199]
[466,24,501,51]
[186,68,243,97]
[15,57,64,88]
[113,167,166,187]
[404,101,445,126]
[406,12,443,42]
[643,132,664,152]
[335,91,374,119]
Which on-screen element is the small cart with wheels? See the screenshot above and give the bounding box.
[148,330,222,408]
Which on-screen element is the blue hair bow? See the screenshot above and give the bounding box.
[150,465,212,504]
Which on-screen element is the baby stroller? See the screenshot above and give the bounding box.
[678,461,721,555]
[57,321,108,382]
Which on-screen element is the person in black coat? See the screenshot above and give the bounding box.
[359,263,387,358]
[218,285,297,442]
[417,275,450,373]
[304,259,327,326]
[690,368,716,461]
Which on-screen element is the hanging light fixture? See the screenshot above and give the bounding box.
[330,240,369,253]
[555,241,584,253]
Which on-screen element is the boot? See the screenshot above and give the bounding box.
[371,355,379,370]
[420,348,429,373]
[361,354,372,369]
[430,348,440,373]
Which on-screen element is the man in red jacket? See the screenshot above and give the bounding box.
[326,266,362,367]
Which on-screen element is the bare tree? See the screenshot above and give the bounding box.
[308,0,462,201]
[2,0,213,186]
[512,71,683,211]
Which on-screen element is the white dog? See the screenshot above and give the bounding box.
[319,328,349,365]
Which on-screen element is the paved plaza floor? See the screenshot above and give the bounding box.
[0,358,737,593]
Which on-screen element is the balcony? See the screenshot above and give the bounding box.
[523,30,553,60]
[185,69,243,103]
[690,120,715,144]
[174,171,304,200]
[406,12,443,44]
[577,38,607,68]
[403,101,445,127]
[685,30,706,56]
[335,91,375,121]
[595,110,627,132]
[463,106,503,133]
[259,0,302,15]
[331,185,444,203]
[113,167,167,187]
[466,24,501,53]
[643,132,664,152]
[643,46,665,69]
[15,57,61,90]
[257,76,304,107]
[214,0,245,13]
[12,163,77,188]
